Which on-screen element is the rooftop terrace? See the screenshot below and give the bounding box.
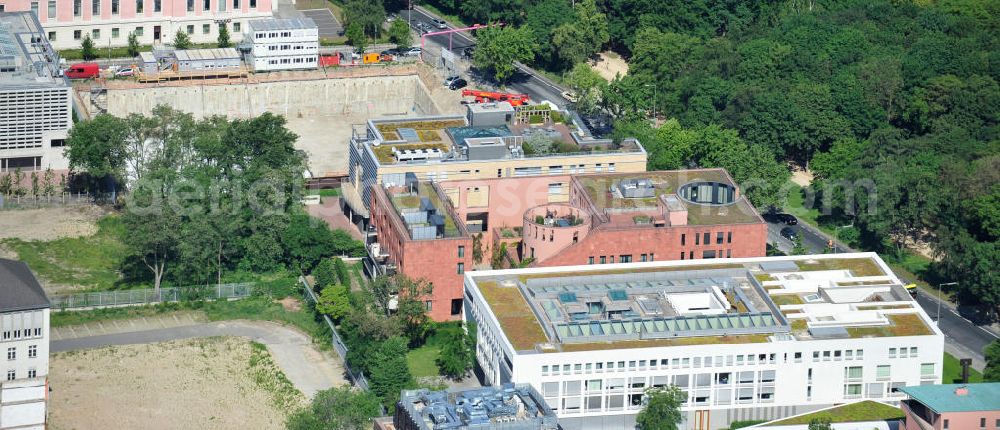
[468,254,937,352]
[575,170,763,226]
[387,182,464,239]
[0,12,64,89]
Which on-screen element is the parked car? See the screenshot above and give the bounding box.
[432,18,447,29]
[448,78,468,90]
[561,90,578,103]
[381,48,402,57]
[64,62,100,79]
[780,227,798,241]
[115,67,135,77]
[444,75,460,86]
[385,13,397,22]
[404,47,422,56]
[777,213,798,225]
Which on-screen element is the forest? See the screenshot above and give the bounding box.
[423,0,999,316]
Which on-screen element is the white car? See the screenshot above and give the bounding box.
[561,90,578,103]
[432,18,447,29]
[404,47,422,56]
[115,67,135,77]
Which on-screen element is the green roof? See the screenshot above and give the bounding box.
[900,383,1000,413]
[764,400,903,426]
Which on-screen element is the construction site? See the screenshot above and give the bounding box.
[73,65,465,177]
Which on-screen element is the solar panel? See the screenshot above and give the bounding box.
[558,292,577,303]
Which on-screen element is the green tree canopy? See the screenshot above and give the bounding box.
[287,386,382,430]
[636,386,684,430]
[388,18,412,49]
[217,24,231,48]
[81,35,96,61]
[173,29,192,50]
[472,25,536,83]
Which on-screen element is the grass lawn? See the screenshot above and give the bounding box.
[943,351,983,384]
[307,188,342,197]
[767,400,903,426]
[783,182,829,233]
[406,344,442,378]
[3,216,127,290]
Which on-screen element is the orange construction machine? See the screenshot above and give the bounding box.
[461,89,532,106]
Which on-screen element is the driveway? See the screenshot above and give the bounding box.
[52,320,347,397]
[301,9,343,39]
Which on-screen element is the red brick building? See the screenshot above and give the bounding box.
[370,168,767,321]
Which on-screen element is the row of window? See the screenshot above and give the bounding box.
[29,0,257,19]
[1,328,42,341]
[942,418,1000,430]
[6,345,39,360]
[263,57,315,65]
[587,254,654,265]
[6,368,38,381]
[680,231,733,246]
[64,22,240,41]
[542,353,790,377]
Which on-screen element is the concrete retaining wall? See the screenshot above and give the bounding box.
[104,74,439,119]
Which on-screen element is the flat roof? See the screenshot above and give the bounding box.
[900,383,1000,413]
[174,47,239,61]
[0,259,51,312]
[398,384,558,430]
[385,182,465,239]
[575,170,763,226]
[0,12,64,89]
[248,17,317,32]
[467,253,937,352]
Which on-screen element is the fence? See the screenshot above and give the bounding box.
[298,276,374,392]
[50,283,254,310]
[0,192,110,210]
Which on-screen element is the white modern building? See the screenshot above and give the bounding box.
[0,0,274,50]
[463,253,943,430]
[0,12,71,174]
[243,17,316,72]
[0,259,51,430]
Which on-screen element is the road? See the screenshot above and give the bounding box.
[404,7,571,108]
[52,320,346,397]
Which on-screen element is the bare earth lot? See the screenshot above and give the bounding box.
[0,205,106,241]
[49,337,304,430]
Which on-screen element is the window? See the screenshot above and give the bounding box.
[844,383,862,397]
[702,250,716,259]
[112,0,118,13]
[218,0,224,11]
[586,379,601,392]
[794,352,802,362]
[6,370,13,381]
[877,365,890,380]
[73,0,81,15]
[542,382,559,397]
[889,348,896,358]
[457,246,465,258]
[564,381,581,396]
[93,0,100,15]
[112,27,119,38]
[134,0,141,13]
[203,0,209,10]
[135,26,143,36]
[424,300,432,311]
[695,233,700,245]
[28,345,37,358]
[92,29,100,39]
[233,22,240,32]
[640,254,647,262]
[27,368,36,378]
[716,232,724,244]
[48,0,56,18]
[250,0,255,7]
[759,370,775,383]
[202,24,210,34]
[154,0,160,11]
[74,30,82,40]
[681,234,686,246]
[31,1,40,16]
[716,372,731,384]
[450,299,461,316]
[588,256,594,264]
[187,0,193,10]
[186,25,194,34]
[910,347,918,357]
[600,256,606,264]
[6,348,14,360]
[845,366,863,380]
[233,0,239,8]
[943,419,949,429]
[980,418,985,429]
[920,363,935,377]
[620,255,632,263]
[48,31,56,41]
[703,232,710,245]
[727,231,732,243]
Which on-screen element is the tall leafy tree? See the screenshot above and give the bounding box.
[472,25,536,83]
[127,31,140,58]
[81,35,97,61]
[985,341,1000,382]
[173,29,192,49]
[551,0,609,66]
[636,386,684,430]
[217,24,231,48]
[287,386,382,430]
[387,19,411,49]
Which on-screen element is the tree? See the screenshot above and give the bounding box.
[551,0,608,66]
[81,35,97,61]
[286,386,382,430]
[173,29,192,50]
[11,168,24,197]
[333,257,351,286]
[121,205,181,298]
[368,336,413,408]
[312,259,336,290]
[471,233,484,265]
[344,0,385,39]
[29,172,39,198]
[345,22,366,54]
[387,19,411,49]
[0,173,11,197]
[636,386,684,430]
[984,340,1000,382]
[472,26,536,83]
[791,234,808,255]
[394,276,434,346]
[317,284,352,320]
[564,62,607,115]
[808,416,833,430]
[435,324,476,378]
[42,168,55,197]
[282,213,337,272]
[127,32,140,58]
[217,24,231,48]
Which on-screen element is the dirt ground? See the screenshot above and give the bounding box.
[49,337,303,430]
[287,112,368,177]
[0,205,106,241]
[591,51,629,81]
[789,165,814,187]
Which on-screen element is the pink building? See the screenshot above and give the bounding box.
[900,383,1000,430]
[0,0,273,49]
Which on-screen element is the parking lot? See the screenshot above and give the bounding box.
[301,8,342,39]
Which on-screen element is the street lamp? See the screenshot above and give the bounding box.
[936,282,958,324]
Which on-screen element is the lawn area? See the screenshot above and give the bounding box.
[406,344,442,379]
[766,400,903,426]
[943,351,983,384]
[3,216,127,291]
[783,182,828,233]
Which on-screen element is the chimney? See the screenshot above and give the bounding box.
[954,386,969,396]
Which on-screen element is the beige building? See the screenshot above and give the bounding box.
[343,102,648,226]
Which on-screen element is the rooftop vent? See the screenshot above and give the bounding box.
[616,178,656,198]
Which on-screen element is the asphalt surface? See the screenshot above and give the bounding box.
[406,7,571,108]
[52,320,345,397]
[301,9,343,39]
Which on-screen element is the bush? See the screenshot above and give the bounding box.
[730,420,766,429]
[312,259,336,291]
[333,258,350,286]
[528,114,545,124]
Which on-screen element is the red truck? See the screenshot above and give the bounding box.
[64,62,100,79]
